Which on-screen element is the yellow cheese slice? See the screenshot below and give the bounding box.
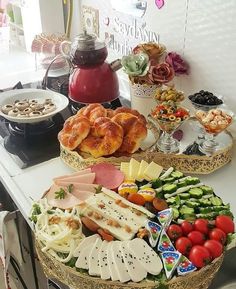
[120,162,130,180]
[137,160,149,181]
[144,161,163,181]
[129,158,140,181]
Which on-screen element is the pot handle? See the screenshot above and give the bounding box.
[42,54,71,90]
[59,40,72,58]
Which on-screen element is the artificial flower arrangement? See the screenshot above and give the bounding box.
[121,42,189,85]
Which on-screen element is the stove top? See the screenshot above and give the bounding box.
[0,80,127,169]
[0,113,66,168]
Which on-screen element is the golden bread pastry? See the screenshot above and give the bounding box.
[77,103,107,123]
[79,117,124,158]
[58,115,91,150]
[111,112,147,154]
[113,107,147,126]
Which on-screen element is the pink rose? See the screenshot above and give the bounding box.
[148,62,175,84]
[165,52,189,75]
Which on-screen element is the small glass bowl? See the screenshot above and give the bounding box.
[195,108,234,155]
[153,86,185,104]
[188,95,224,112]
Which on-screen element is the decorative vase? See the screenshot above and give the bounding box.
[129,82,159,118]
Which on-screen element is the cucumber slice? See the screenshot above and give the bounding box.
[171,207,180,219]
[210,196,223,206]
[176,181,187,188]
[189,188,203,199]
[179,193,190,200]
[162,183,177,194]
[163,177,175,183]
[199,199,212,206]
[171,171,184,179]
[180,206,195,215]
[166,197,176,204]
[186,177,200,185]
[200,185,214,195]
[185,201,199,208]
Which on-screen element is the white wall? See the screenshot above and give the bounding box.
[70,0,236,114]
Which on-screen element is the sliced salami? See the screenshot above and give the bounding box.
[90,163,124,190]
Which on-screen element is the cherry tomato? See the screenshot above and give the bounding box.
[181,221,194,236]
[209,228,227,245]
[167,224,183,241]
[194,219,209,235]
[204,240,223,259]
[127,193,146,206]
[189,245,212,268]
[175,237,192,255]
[215,215,235,234]
[187,230,206,245]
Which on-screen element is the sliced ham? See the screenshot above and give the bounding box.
[90,163,124,190]
[71,190,95,201]
[53,181,98,192]
[53,168,92,182]
[54,173,96,185]
[45,184,83,209]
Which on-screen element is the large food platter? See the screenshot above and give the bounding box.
[36,239,224,289]
[60,119,233,174]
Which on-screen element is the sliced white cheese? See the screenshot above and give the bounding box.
[144,161,163,181]
[120,162,130,180]
[102,188,155,218]
[73,234,100,257]
[107,242,119,281]
[75,241,95,270]
[83,207,134,241]
[129,158,140,181]
[99,241,110,280]
[88,237,103,276]
[120,241,147,282]
[137,160,149,181]
[111,241,130,283]
[127,238,163,275]
[86,193,147,230]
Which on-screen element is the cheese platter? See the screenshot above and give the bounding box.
[31,159,236,289]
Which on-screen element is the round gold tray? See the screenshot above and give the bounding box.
[60,118,234,174]
[36,239,224,289]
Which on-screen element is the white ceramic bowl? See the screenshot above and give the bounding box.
[0,88,69,123]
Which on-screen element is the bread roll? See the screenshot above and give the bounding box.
[111,112,147,154]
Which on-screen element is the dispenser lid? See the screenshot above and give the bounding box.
[74,31,105,51]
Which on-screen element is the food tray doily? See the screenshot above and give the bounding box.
[36,239,224,289]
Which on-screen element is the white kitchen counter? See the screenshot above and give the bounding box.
[0,144,236,223]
